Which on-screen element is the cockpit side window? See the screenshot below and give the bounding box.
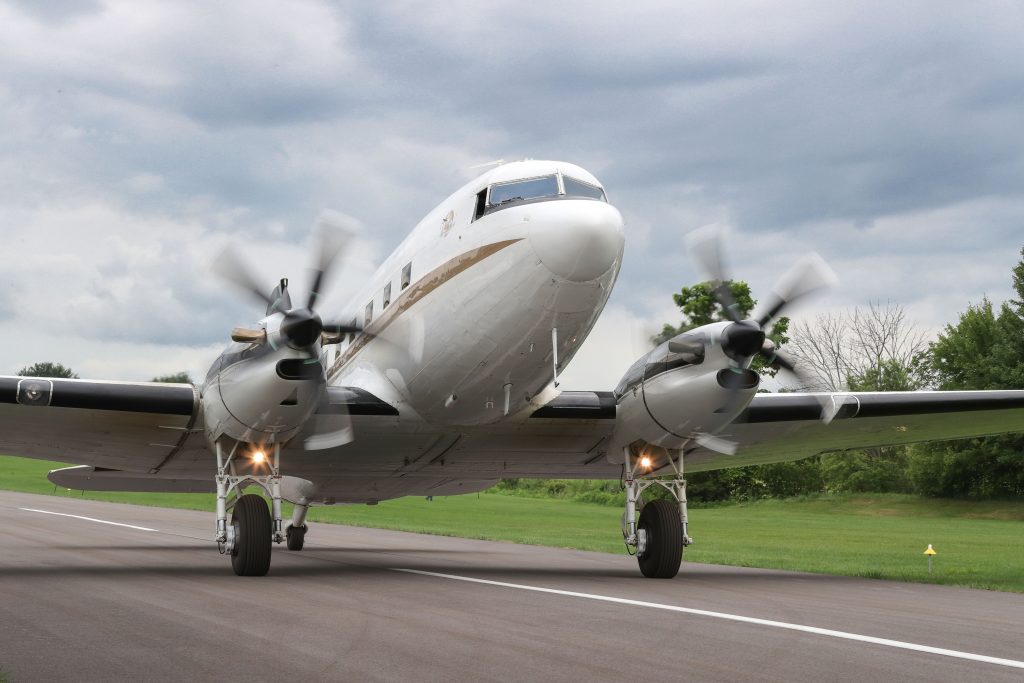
[563,176,606,201]
[473,189,487,220]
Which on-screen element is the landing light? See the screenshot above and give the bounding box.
[640,456,652,470]
[252,451,266,464]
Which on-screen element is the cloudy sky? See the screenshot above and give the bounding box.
[2,0,1022,389]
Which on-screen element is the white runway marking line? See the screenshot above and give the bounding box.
[393,568,1024,671]
[19,507,158,532]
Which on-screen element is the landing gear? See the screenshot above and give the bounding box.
[286,502,309,551]
[622,447,692,579]
[286,524,307,551]
[215,441,285,576]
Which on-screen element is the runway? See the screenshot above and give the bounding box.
[1,491,1022,682]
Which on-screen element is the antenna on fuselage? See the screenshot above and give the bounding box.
[467,159,505,170]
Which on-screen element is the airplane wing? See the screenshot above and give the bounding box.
[413,389,1024,478]
[10,376,1024,497]
[681,390,1024,471]
[0,375,200,473]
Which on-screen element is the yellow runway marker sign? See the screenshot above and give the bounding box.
[924,544,937,573]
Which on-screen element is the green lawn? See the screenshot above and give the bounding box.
[3,455,1023,592]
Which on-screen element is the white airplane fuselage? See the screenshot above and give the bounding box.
[201,159,759,455]
[325,160,624,426]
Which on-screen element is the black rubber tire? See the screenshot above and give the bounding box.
[636,499,683,579]
[286,524,306,551]
[230,494,272,576]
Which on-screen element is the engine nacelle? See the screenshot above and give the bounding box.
[202,342,325,447]
[612,324,759,451]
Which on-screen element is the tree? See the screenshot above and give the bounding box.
[17,362,78,379]
[909,247,1024,498]
[783,302,931,493]
[786,302,932,391]
[152,372,192,384]
[653,280,790,377]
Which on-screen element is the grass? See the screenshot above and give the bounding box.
[3,455,1024,592]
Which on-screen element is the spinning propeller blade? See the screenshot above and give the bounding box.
[212,246,275,308]
[684,226,838,422]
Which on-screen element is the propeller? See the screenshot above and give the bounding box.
[685,226,836,380]
[213,225,369,451]
[679,226,839,447]
[213,227,364,353]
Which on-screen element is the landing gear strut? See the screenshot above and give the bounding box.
[622,447,692,579]
[215,441,285,576]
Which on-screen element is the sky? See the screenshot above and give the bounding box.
[1,0,1022,389]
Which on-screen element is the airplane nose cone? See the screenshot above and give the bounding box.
[529,201,625,282]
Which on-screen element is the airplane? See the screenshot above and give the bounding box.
[2,159,1023,578]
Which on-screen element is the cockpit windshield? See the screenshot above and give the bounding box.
[489,175,560,206]
[477,172,608,218]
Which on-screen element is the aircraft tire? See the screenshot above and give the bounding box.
[637,499,683,579]
[286,524,306,551]
[230,494,272,576]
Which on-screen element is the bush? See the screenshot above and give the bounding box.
[819,449,912,494]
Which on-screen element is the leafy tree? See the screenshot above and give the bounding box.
[152,372,192,384]
[17,362,78,379]
[653,281,757,342]
[909,247,1024,498]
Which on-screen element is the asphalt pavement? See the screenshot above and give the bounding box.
[1,490,1022,682]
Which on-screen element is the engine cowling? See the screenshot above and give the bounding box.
[612,325,759,450]
[202,342,325,447]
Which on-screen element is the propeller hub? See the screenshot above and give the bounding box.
[721,321,766,361]
[281,308,324,349]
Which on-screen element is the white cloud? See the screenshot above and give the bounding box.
[1,0,1021,384]
[559,305,660,391]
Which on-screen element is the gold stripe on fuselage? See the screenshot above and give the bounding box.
[327,238,524,381]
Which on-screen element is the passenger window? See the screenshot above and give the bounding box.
[365,301,373,326]
[382,282,391,309]
[563,176,606,201]
[401,263,412,290]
